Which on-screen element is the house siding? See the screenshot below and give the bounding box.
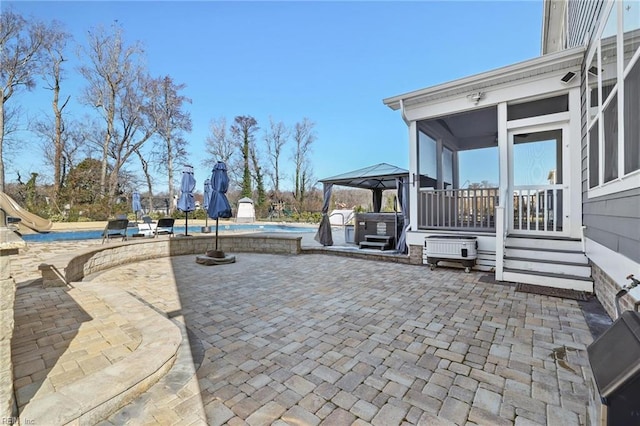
[567,0,604,48]
[578,0,640,267]
[583,190,640,264]
[576,0,640,319]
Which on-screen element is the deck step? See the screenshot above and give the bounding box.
[364,235,393,242]
[505,247,588,264]
[359,241,390,250]
[503,268,593,292]
[360,234,393,250]
[504,257,591,277]
[506,236,582,251]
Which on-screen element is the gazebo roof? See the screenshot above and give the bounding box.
[319,163,409,190]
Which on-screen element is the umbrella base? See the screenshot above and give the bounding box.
[196,254,236,266]
[205,249,226,258]
[201,226,212,233]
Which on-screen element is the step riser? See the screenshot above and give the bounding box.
[505,248,588,264]
[504,259,591,277]
[506,238,581,251]
[502,271,593,292]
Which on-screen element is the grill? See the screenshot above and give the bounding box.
[588,310,640,425]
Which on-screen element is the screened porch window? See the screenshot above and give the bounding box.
[587,1,640,193]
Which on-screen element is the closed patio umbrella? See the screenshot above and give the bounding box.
[132,192,142,222]
[202,178,211,232]
[207,161,232,256]
[177,165,196,236]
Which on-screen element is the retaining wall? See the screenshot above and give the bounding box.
[39,233,302,287]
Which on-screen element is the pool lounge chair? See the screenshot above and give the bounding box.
[102,218,129,243]
[137,215,156,237]
[154,218,175,237]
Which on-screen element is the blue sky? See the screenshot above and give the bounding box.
[6,1,544,192]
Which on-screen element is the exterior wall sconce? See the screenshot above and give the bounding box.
[467,92,485,105]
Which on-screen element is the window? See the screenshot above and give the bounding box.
[418,131,437,184]
[507,95,569,121]
[587,1,640,194]
[442,147,453,187]
[625,58,639,173]
[589,122,600,188]
[623,0,640,69]
[603,93,618,182]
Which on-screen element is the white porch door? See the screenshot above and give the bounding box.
[507,124,569,236]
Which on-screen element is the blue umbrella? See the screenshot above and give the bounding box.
[207,161,232,252]
[203,179,211,229]
[177,165,196,236]
[132,192,142,222]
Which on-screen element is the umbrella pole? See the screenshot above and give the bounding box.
[215,217,219,251]
[185,212,188,236]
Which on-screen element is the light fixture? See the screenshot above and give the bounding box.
[561,71,576,84]
[467,92,485,105]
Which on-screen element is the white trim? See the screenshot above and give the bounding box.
[587,170,640,198]
[586,237,640,299]
[507,123,572,237]
[506,111,570,129]
[586,22,640,197]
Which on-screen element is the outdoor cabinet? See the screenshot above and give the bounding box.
[587,310,640,425]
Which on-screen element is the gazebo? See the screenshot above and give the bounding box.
[315,163,411,252]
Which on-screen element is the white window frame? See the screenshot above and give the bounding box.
[587,0,640,199]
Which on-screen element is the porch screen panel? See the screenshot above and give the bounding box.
[589,121,600,188]
[624,57,640,174]
[603,93,618,183]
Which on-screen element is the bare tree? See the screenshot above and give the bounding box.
[204,116,242,187]
[230,115,259,199]
[0,9,51,203]
[146,75,191,213]
[264,117,289,194]
[36,20,71,202]
[79,23,147,199]
[292,117,316,205]
[250,144,266,213]
[204,117,234,163]
[79,24,156,203]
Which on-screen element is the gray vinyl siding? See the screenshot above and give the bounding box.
[567,0,604,48]
[578,0,640,264]
[583,189,640,263]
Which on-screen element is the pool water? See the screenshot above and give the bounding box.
[21,224,316,242]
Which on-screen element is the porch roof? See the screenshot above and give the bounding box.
[383,46,585,110]
[319,163,408,190]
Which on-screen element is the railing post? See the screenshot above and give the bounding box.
[495,206,505,281]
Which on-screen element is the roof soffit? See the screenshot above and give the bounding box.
[383,46,585,110]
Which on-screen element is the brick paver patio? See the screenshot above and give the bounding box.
[95,253,593,425]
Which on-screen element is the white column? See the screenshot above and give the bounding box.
[496,102,508,280]
[568,87,582,237]
[409,121,418,232]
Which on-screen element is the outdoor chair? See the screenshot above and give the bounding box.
[137,215,156,237]
[154,218,175,237]
[102,218,129,243]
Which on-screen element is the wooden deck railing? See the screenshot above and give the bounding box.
[512,185,563,232]
[418,188,499,231]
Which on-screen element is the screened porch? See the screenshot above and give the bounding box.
[416,101,566,234]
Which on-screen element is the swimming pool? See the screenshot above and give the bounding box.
[21,223,317,242]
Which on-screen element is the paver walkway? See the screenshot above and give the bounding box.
[10,238,598,425]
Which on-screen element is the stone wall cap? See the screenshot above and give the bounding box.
[0,227,26,250]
